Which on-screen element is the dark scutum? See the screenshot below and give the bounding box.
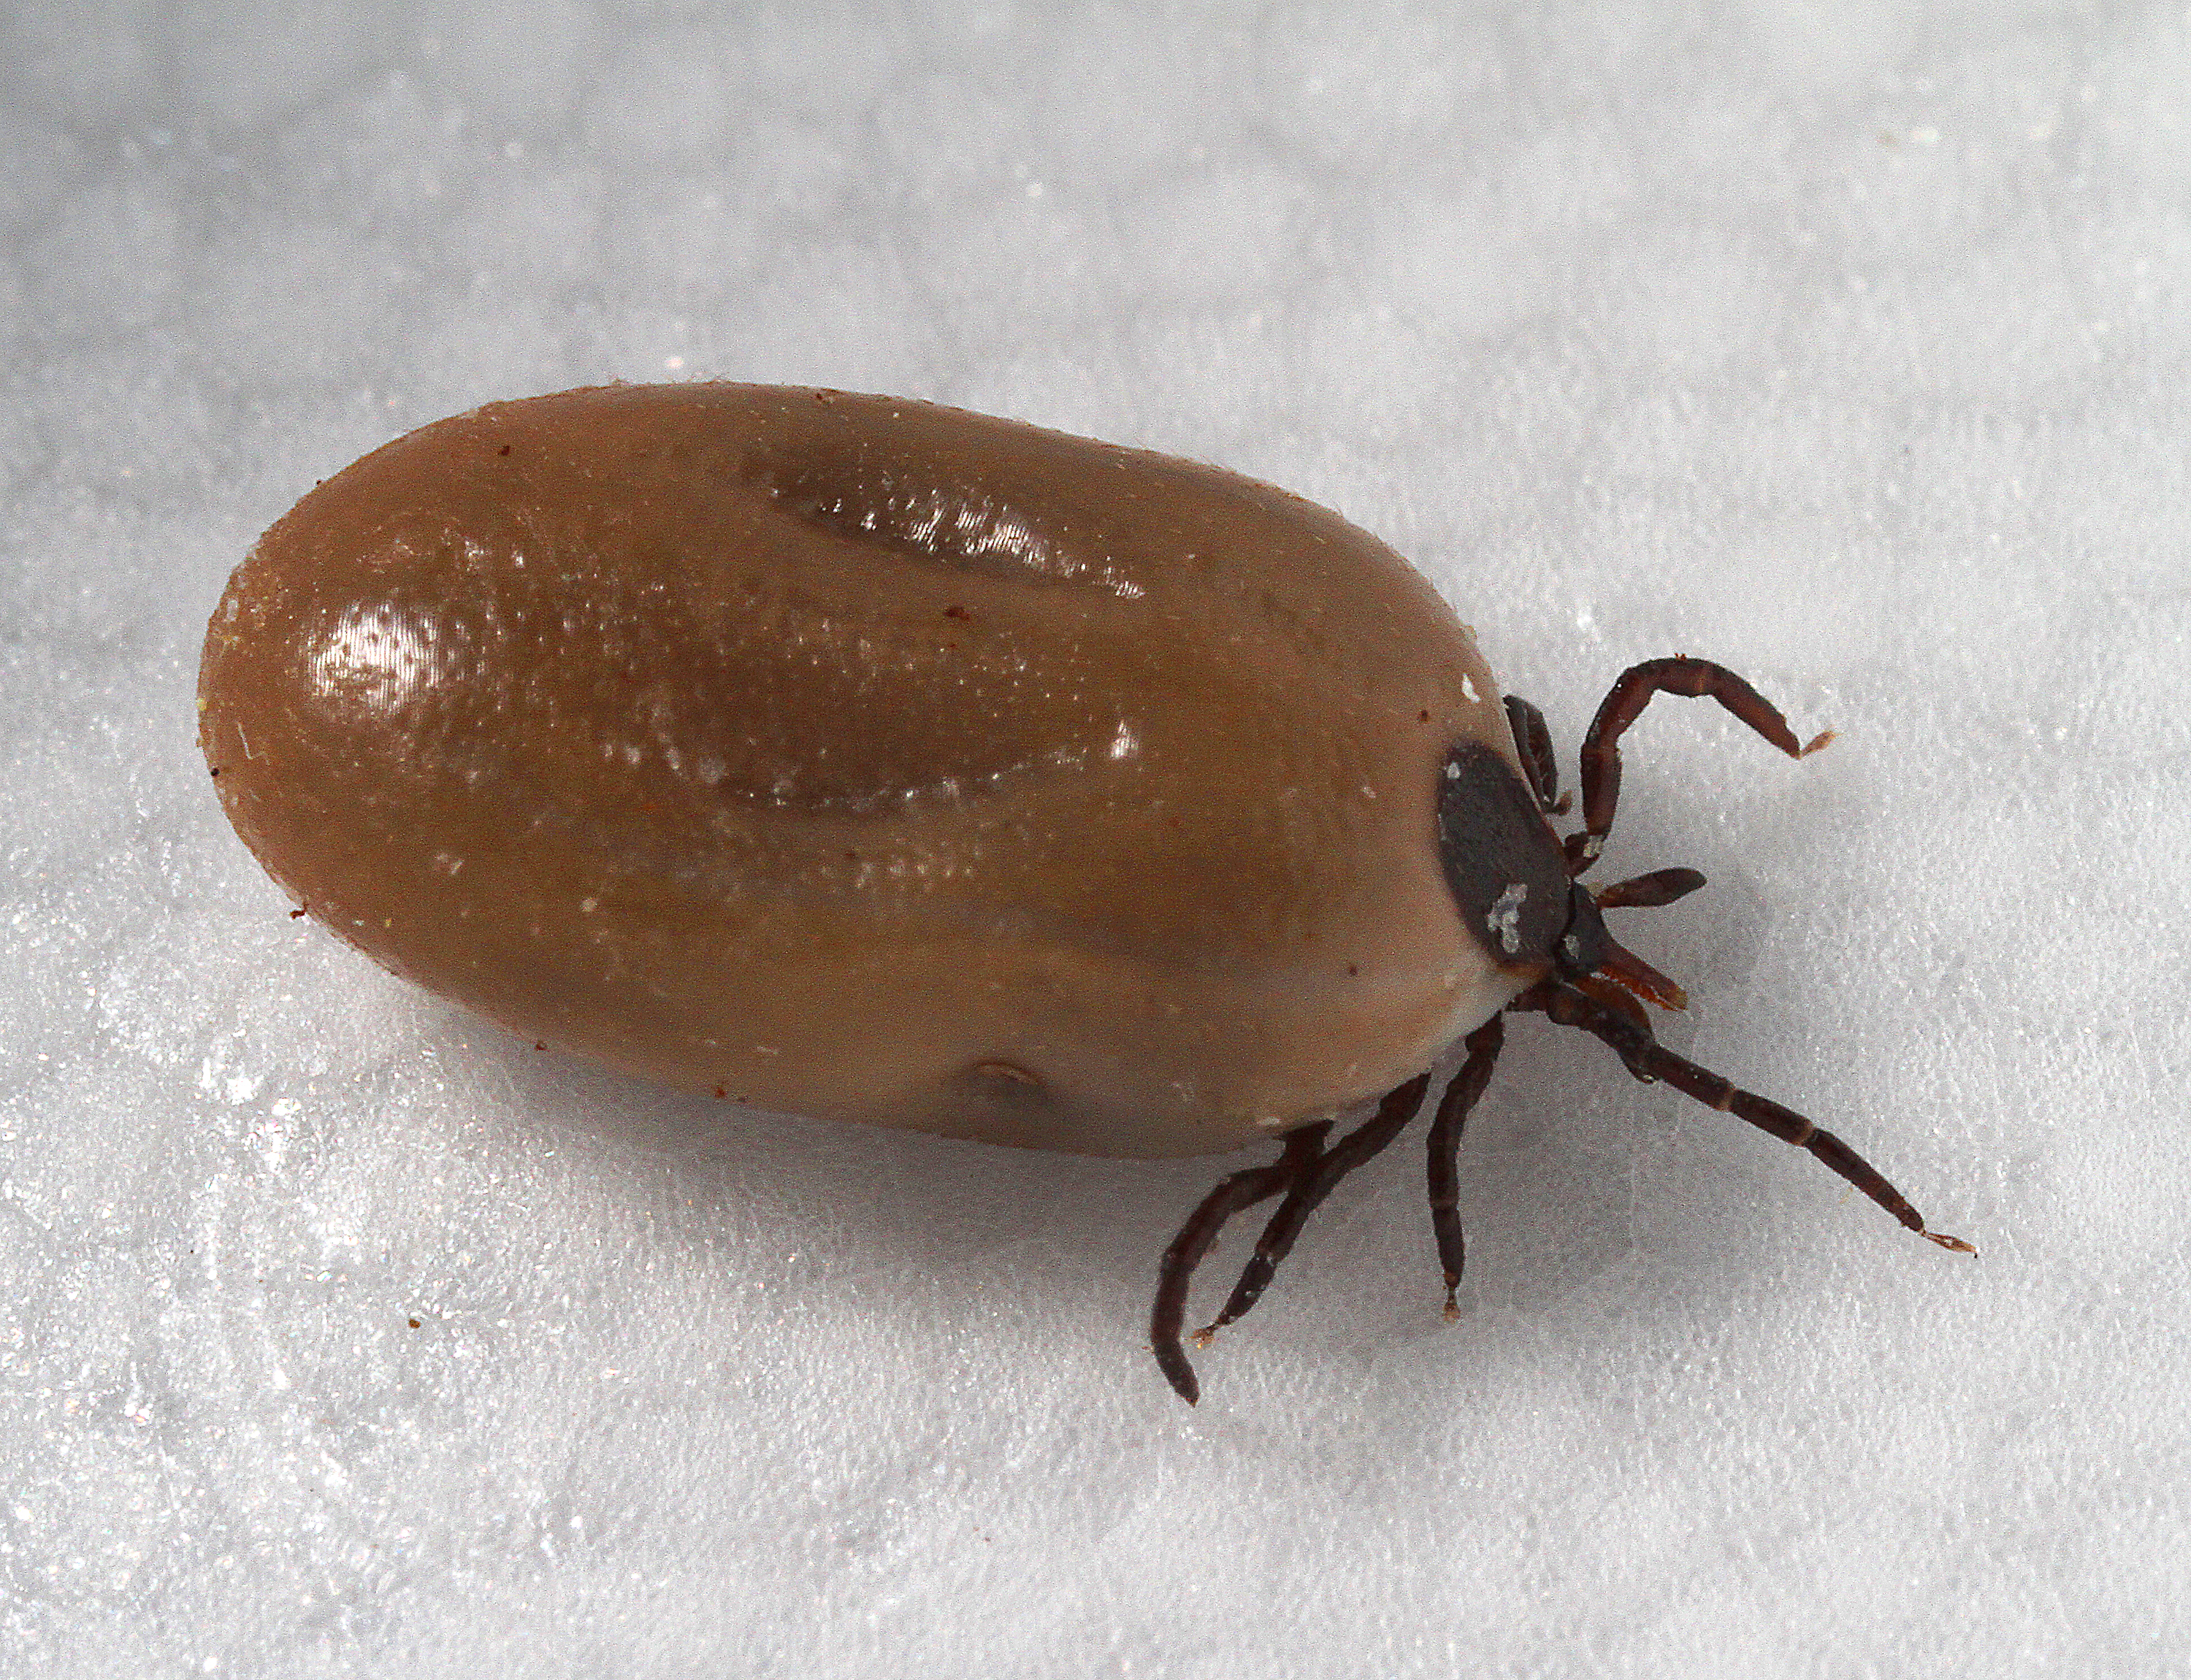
[1434,740,1572,973]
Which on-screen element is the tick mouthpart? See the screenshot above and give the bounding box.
[1598,940,1688,1011]
[1592,866,1708,910]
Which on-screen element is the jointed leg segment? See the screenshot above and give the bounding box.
[1149,1029,1520,1403]
[1517,980,1973,1254]
[1569,657,1833,874]
[1148,980,1968,1404]
[1150,1075,1434,1403]
[1150,1123,1328,1405]
[1426,1016,1504,1319]
[1503,694,1563,813]
[1198,1073,1433,1341]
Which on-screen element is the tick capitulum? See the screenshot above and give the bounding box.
[1150,656,1973,1406]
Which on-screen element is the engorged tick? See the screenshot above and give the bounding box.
[196,383,1972,1408]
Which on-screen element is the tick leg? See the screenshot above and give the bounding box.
[1523,981,1974,1254]
[1196,1072,1435,1343]
[1568,658,1832,875]
[1426,1016,1504,1319]
[1502,694,1563,813]
[1151,1123,1328,1405]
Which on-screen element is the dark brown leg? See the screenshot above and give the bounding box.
[1194,1073,1434,1344]
[1568,658,1832,874]
[1503,694,1561,812]
[1521,981,1973,1254]
[1426,1016,1505,1319]
[1150,1124,1328,1404]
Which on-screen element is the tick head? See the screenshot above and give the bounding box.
[1553,882,1612,979]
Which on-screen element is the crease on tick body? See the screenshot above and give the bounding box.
[762,454,1146,598]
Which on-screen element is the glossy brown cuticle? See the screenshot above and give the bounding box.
[202,385,1521,1159]
[200,383,1970,1406]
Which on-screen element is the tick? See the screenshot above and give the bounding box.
[197,383,1971,1405]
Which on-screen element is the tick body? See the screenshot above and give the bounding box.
[199,383,1970,1405]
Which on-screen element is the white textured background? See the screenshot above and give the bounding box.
[4,3,2187,1676]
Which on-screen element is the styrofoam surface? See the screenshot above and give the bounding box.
[3,3,2186,1675]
